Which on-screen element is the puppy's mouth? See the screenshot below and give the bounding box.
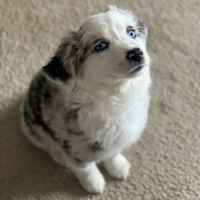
[129,64,145,74]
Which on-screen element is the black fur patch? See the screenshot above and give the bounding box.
[27,75,57,140]
[89,141,104,152]
[43,56,71,82]
[62,140,71,153]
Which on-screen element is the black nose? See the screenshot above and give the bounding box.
[126,48,143,63]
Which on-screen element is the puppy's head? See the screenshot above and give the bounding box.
[55,6,150,86]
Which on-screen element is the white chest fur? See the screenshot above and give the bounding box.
[75,70,151,160]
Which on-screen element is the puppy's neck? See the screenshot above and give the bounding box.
[75,67,151,98]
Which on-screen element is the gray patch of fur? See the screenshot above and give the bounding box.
[89,141,104,152]
[137,19,148,37]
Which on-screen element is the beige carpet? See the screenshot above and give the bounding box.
[0,0,200,199]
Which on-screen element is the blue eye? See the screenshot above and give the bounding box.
[95,42,108,52]
[128,30,136,38]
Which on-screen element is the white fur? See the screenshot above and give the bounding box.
[103,153,131,179]
[70,162,105,193]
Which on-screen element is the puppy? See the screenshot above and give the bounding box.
[21,5,151,193]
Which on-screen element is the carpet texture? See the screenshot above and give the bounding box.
[0,0,200,199]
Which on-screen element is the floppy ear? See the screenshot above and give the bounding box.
[43,31,84,81]
[56,31,84,76]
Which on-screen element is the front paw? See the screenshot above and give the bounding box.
[78,167,105,193]
[103,153,131,179]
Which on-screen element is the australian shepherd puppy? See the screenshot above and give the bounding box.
[21,6,151,193]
